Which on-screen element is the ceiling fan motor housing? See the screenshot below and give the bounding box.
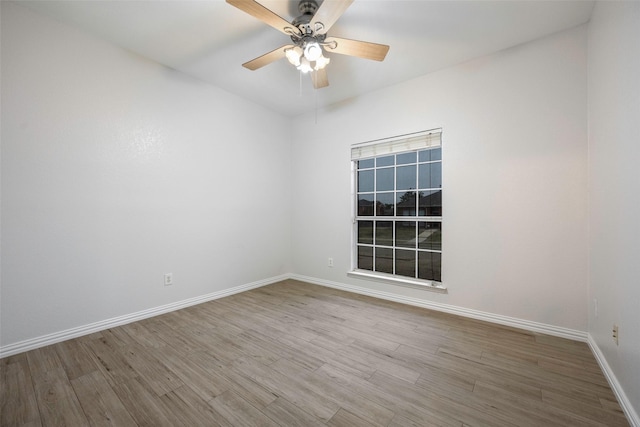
[298,0,318,17]
[292,0,319,33]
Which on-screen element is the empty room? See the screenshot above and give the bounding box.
[1,0,638,425]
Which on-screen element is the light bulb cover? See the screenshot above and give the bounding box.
[297,57,313,73]
[285,46,302,66]
[314,54,330,70]
[303,41,322,62]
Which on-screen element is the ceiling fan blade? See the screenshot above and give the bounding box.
[242,45,293,70]
[312,0,354,34]
[226,0,299,36]
[312,68,329,89]
[324,37,390,61]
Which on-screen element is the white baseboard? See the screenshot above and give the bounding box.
[290,274,588,342]
[0,274,289,359]
[587,335,640,427]
[1,272,587,354]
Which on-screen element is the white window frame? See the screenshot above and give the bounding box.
[349,129,446,292]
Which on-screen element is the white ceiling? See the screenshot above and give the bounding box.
[15,0,595,116]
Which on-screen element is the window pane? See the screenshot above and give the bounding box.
[395,221,416,248]
[358,246,373,271]
[419,148,442,162]
[376,168,394,191]
[418,190,442,216]
[358,159,374,169]
[433,252,442,281]
[418,162,441,189]
[375,221,393,246]
[358,193,374,216]
[358,170,374,192]
[376,155,394,167]
[418,251,442,282]
[396,152,416,165]
[418,222,442,250]
[396,191,416,216]
[418,163,431,189]
[376,192,395,216]
[430,162,442,188]
[395,249,416,278]
[396,165,416,190]
[375,247,394,274]
[358,221,373,244]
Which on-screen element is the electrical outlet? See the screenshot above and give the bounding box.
[612,324,619,345]
[328,258,334,268]
[164,273,173,286]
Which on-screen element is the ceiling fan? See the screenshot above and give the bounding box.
[226,0,390,89]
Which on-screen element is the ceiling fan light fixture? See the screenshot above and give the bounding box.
[297,57,313,73]
[314,54,330,70]
[303,41,322,62]
[285,46,303,66]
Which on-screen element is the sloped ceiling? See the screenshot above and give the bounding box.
[15,0,594,116]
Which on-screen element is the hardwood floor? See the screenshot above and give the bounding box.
[1,280,629,426]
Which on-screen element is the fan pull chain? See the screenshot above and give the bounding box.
[299,71,303,97]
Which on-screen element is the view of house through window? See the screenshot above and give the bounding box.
[352,131,442,286]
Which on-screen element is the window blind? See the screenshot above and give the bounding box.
[350,129,442,161]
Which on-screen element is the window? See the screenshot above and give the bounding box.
[351,130,443,288]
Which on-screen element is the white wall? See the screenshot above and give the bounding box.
[291,25,589,332]
[588,1,640,420]
[0,2,291,347]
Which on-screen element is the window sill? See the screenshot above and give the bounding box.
[347,270,448,293]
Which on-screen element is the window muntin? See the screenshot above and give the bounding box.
[354,142,442,286]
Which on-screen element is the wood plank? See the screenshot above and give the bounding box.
[327,408,372,427]
[25,346,63,379]
[241,334,324,373]
[32,368,88,426]
[473,380,610,427]
[187,351,278,409]
[334,341,421,383]
[370,370,516,426]
[230,356,340,421]
[53,338,98,380]
[142,318,206,356]
[541,389,629,426]
[81,337,138,387]
[118,321,169,349]
[159,385,231,427]
[262,397,325,427]
[270,358,394,426]
[393,344,477,393]
[120,343,184,395]
[272,332,375,378]
[389,413,460,427]
[112,377,179,426]
[71,370,137,426]
[0,358,41,426]
[152,346,230,401]
[1,352,28,366]
[314,363,461,427]
[207,390,279,427]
